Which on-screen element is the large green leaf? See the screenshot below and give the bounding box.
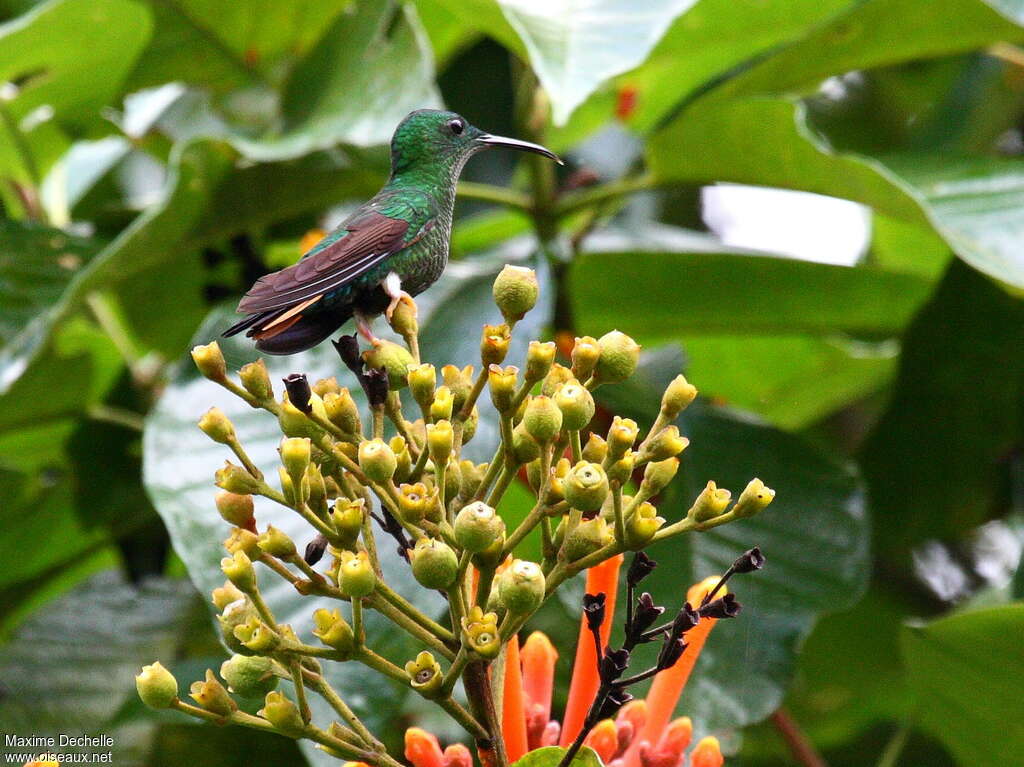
[902,604,1024,765]
[511,746,601,767]
[126,0,350,94]
[648,96,1024,289]
[569,249,934,338]
[494,0,699,124]
[0,570,194,763]
[143,253,553,762]
[596,348,870,735]
[860,260,1024,551]
[0,0,151,126]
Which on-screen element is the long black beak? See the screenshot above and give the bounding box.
[478,134,563,165]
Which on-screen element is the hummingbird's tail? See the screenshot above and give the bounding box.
[223,305,352,355]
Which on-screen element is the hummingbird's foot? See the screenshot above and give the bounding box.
[354,311,380,344]
[382,272,418,322]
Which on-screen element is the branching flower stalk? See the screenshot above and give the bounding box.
[137,265,775,767]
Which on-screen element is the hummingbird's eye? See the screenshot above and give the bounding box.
[447,119,464,135]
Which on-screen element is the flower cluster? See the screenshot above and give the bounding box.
[136,264,774,767]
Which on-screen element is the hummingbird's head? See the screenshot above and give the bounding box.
[390,109,561,176]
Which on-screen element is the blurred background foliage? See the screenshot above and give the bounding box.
[0,0,1022,765]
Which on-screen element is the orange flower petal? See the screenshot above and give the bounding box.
[690,736,724,767]
[522,631,558,725]
[442,744,473,767]
[659,717,692,754]
[502,636,529,762]
[405,727,445,767]
[560,554,625,746]
[584,719,619,764]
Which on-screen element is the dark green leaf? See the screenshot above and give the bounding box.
[902,603,1024,764]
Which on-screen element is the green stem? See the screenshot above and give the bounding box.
[368,594,456,659]
[374,579,456,642]
[554,173,658,217]
[289,658,312,724]
[611,481,626,546]
[308,671,378,747]
[457,181,532,210]
[569,430,583,463]
[357,647,411,684]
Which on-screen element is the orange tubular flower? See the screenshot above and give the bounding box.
[521,631,559,749]
[442,743,473,767]
[583,718,619,763]
[690,737,724,767]
[405,727,445,767]
[560,554,624,747]
[623,577,724,767]
[502,636,530,761]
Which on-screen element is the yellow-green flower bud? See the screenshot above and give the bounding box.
[323,388,361,436]
[463,406,479,445]
[220,654,277,698]
[331,498,365,543]
[430,385,454,421]
[215,491,254,529]
[215,460,262,491]
[582,433,608,463]
[461,606,501,659]
[404,650,444,698]
[571,336,601,382]
[408,363,436,410]
[192,341,227,382]
[542,363,575,397]
[278,397,325,441]
[198,407,236,444]
[546,458,571,506]
[511,422,542,465]
[644,426,689,462]
[211,581,245,611]
[564,462,609,512]
[555,381,595,431]
[661,374,698,419]
[526,340,556,382]
[362,340,414,390]
[337,550,376,597]
[260,691,305,737]
[306,463,327,512]
[607,451,635,485]
[391,436,412,483]
[190,669,237,717]
[240,359,273,400]
[277,466,302,507]
[523,396,562,444]
[427,420,454,466]
[309,376,337,398]
[625,502,665,549]
[312,608,355,653]
[458,461,486,499]
[136,662,178,709]
[389,297,418,337]
[221,550,256,592]
[732,478,775,518]
[607,416,639,459]
[454,501,505,552]
[641,458,679,495]
[690,481,732,522]
[493,264,539,322]
[595,330,640,383]
[563,516,613,562]
[442,365,474,413]
[280,437,311,487]
[225,528,260,560]
[398,482,434,524]
[488,364,518,413]
[481,324,511,367]
[409,538,458,589]
[358,438,397,483]
[219,600,259,654]
[497,559,545,615]
[258,525,296,559]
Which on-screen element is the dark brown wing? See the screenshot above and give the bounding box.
[236,210,410,314]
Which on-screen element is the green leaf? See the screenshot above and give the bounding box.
[860,260,1024,550]
[0,570,194,759]
[495,0,699,124]
[648,96,1024,288]
[597,348,870,733]
[902,604,1024,764]
[0,139,235,396]
[707,0,1024,102]
[511,746,601,767]
[0,0,151,127]
[570,249,934,338]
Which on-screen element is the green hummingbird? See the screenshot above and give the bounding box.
[224,109,561,354]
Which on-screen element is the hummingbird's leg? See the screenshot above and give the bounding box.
[382,271,418,322]
[354,310,380,344]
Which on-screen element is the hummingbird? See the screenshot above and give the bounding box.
[224,109,561,355]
